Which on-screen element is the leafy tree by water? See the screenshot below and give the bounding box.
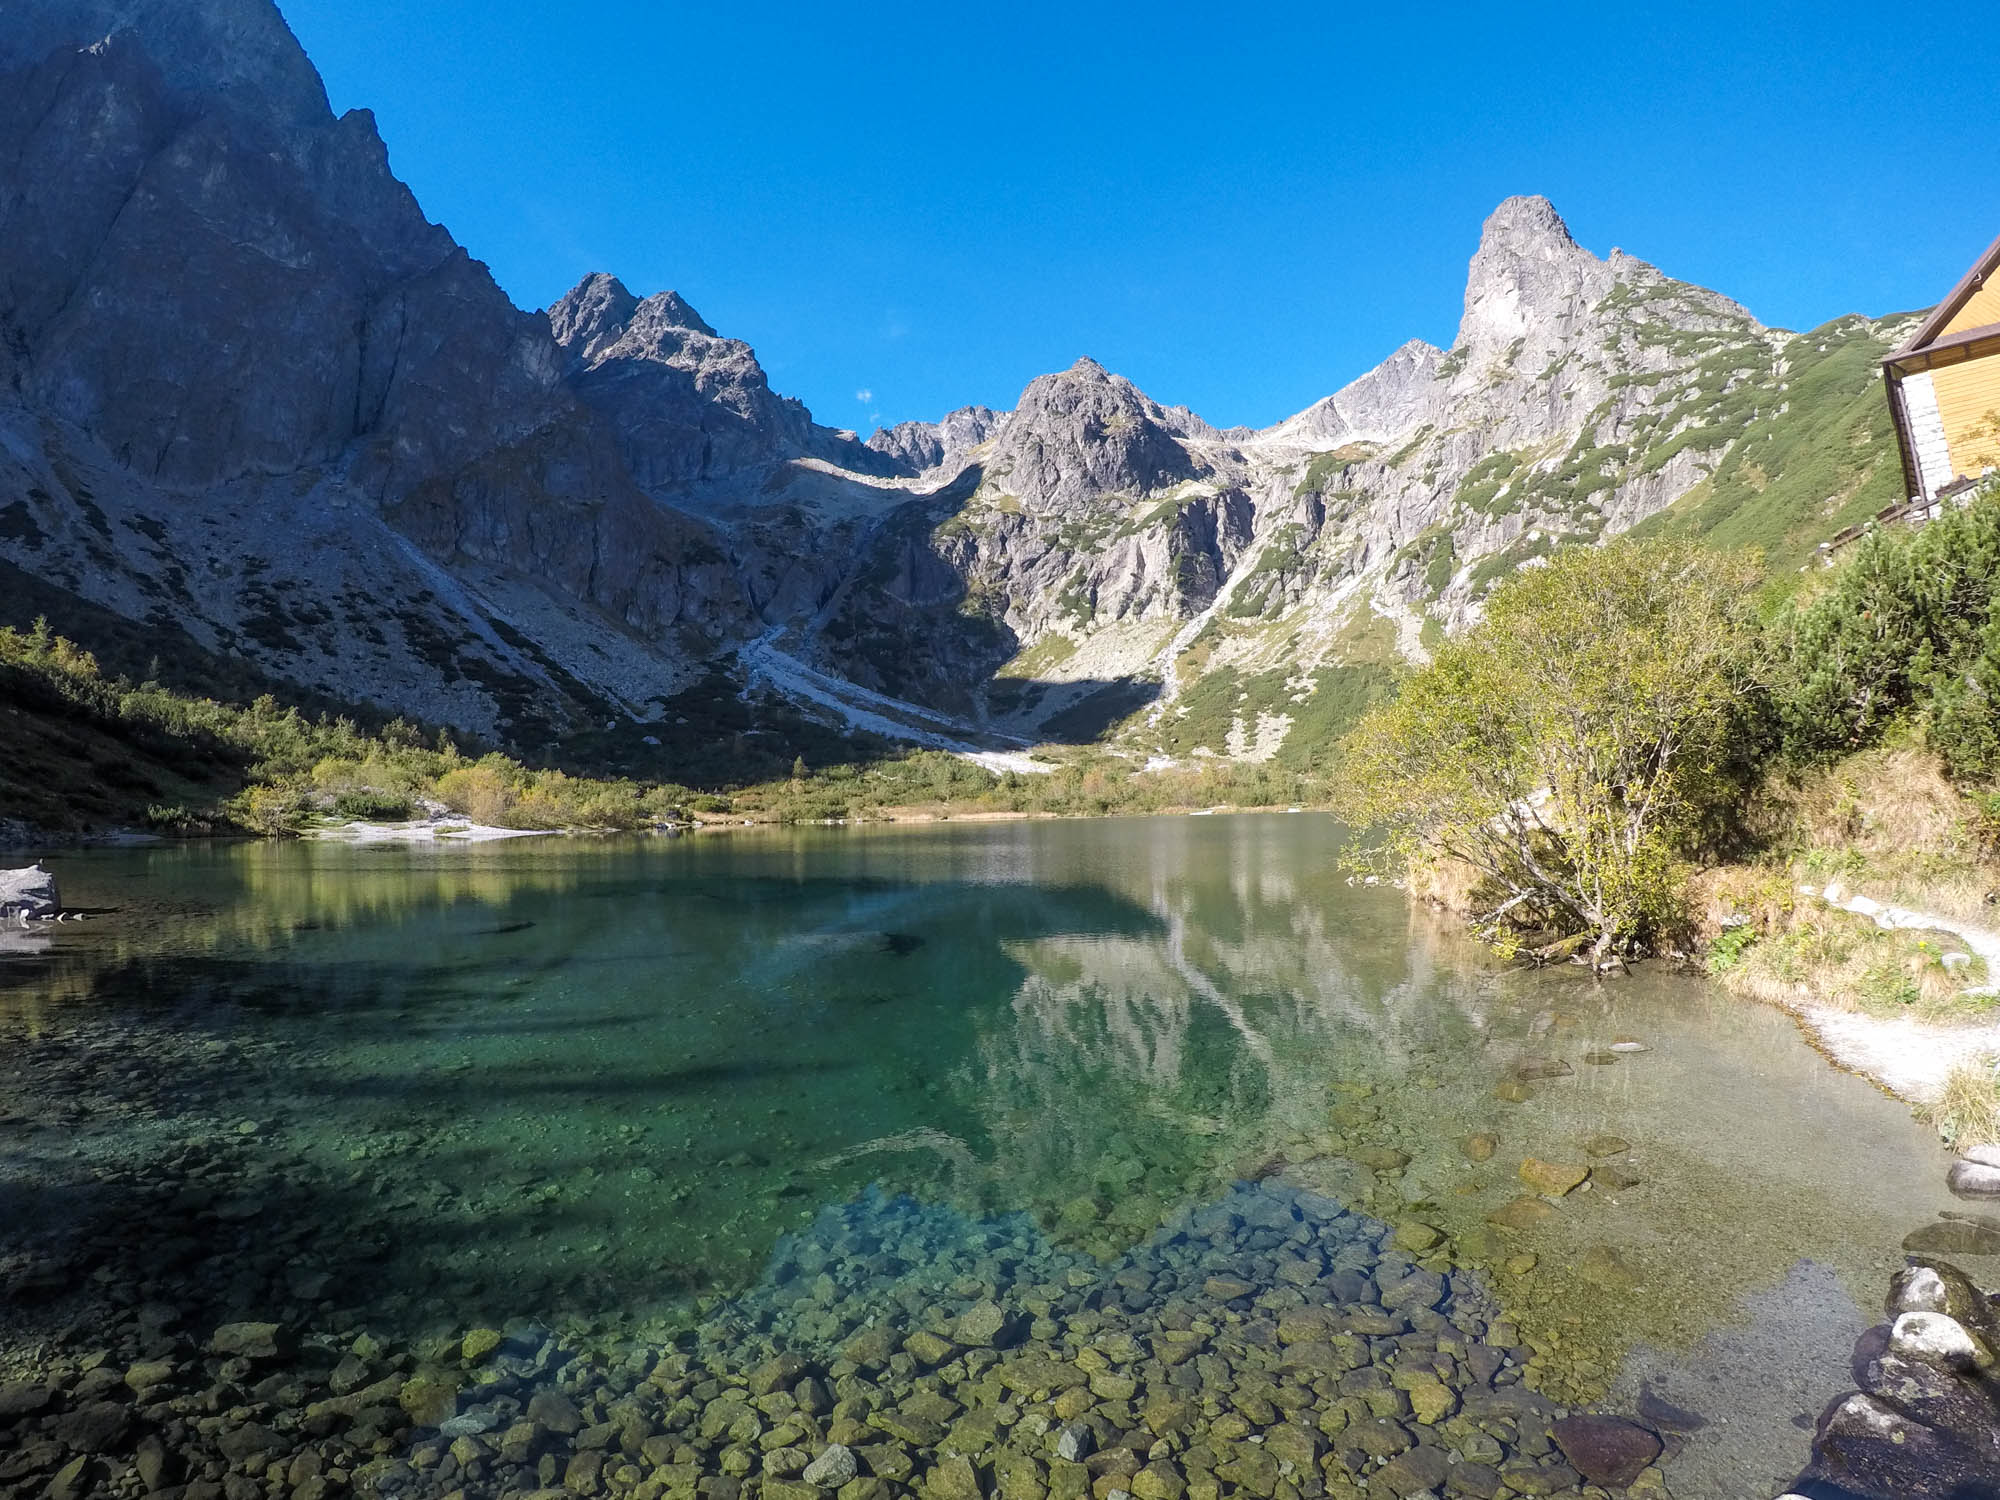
[1337,536,1763,961]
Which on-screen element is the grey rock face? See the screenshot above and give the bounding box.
[549,272,899,487]
[866,406,1003,475]
[0,0,754,738]
[986,359,1210,513]
[549,273,813,486]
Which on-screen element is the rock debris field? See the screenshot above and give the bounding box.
[0,1172,1694,1500]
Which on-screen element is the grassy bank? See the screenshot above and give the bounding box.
[1696,747,1998,1019]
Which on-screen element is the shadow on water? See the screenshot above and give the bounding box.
[0,851,1209,1343]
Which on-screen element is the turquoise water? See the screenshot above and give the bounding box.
[0,815,1980,1491]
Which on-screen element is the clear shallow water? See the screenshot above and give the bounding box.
[0,815,1981,1492]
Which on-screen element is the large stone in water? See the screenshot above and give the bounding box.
[398,1372,461,1427]
[841,1325,901,1370]
[207,1321,287,1359]
[1214,1446,1280,1498]
[1487,1197,1554,1231]
[1513,1057,1574,1080]
[1890,1310,1996,1373]
[1904,1220,2000,1255]
[995,1357,1085,1395]
[0,864,58,921]
[51,1402,132,1455]
[1810,1391,2000,1500]
[1498,1461,1581,1495]
[1371,1444,1450,1498]
[528,1391,584,1435]
[803,1446,858,1488]
[951,1300,1020,1348]
[1379,1267,1445,1312]
[1856,1351,2000,1455]
[0,1383,53,1420]
[1518,1158,1588,1196]
[1549,1415,1661,1486]
[926,1455,983,1500]
[1948,1159,2000,1199]
[750,1352,809,1395]
[904,1331,956,1367]
[1889,1258,2000,1348]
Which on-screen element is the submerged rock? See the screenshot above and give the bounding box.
[1550,1414,1662,1485]
[1518,1158,1589,1196]
[1904,1219,2000,1255]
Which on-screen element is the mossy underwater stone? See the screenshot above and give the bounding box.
[1462,1133,1497,1162]
[1904,1220,2000,1255]
[1518,1158,1589,1196]
[1578,1244,1639,1289]
[1394,1220,1442,1253]
[1549,1415,1662,1486]
[398,1370,461,1427]
[458,1328,503,1363]
[1487,1197,1554,1231]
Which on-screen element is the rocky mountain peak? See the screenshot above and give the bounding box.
[549,275,721,370]
[6,0,333,134]
[866,405,1003,475]
[1455,194,1618,366]
[549,273,640,365]
[1477,194,1576,254]
[989,360,1205,511]
[646,290,716,337]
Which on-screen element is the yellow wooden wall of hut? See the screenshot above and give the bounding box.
[1933,352,2000,476]
[1942,280,2000,338]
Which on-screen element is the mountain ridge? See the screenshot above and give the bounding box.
[0,0,1915,777]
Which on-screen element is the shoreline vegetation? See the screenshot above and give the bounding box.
[8,484,2000,1136]
[0,616,1320,845]
[1334,483,2000,1139]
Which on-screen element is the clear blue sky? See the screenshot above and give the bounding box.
[280,0,1996,435]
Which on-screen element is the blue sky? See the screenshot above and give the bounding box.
[281,0,1996,435]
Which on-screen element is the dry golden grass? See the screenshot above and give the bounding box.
[1779,747,1974,858]
[1922,1062,2000,1148]
[1410,854,1487,916]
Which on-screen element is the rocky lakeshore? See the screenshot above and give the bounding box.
[1,1182,1684,1500]
[1784,1255,2000,1499]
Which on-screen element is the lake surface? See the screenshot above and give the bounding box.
[0,815,1980,1496]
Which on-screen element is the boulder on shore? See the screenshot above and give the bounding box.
[0,863,58,921]
[1782,1255,2000,1498]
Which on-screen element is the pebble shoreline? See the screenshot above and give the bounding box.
[0,1181,1683,1500]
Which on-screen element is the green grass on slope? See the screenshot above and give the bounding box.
[1149,661,1395,762]
[1634,315,1908,578]
[0,652,251,833]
